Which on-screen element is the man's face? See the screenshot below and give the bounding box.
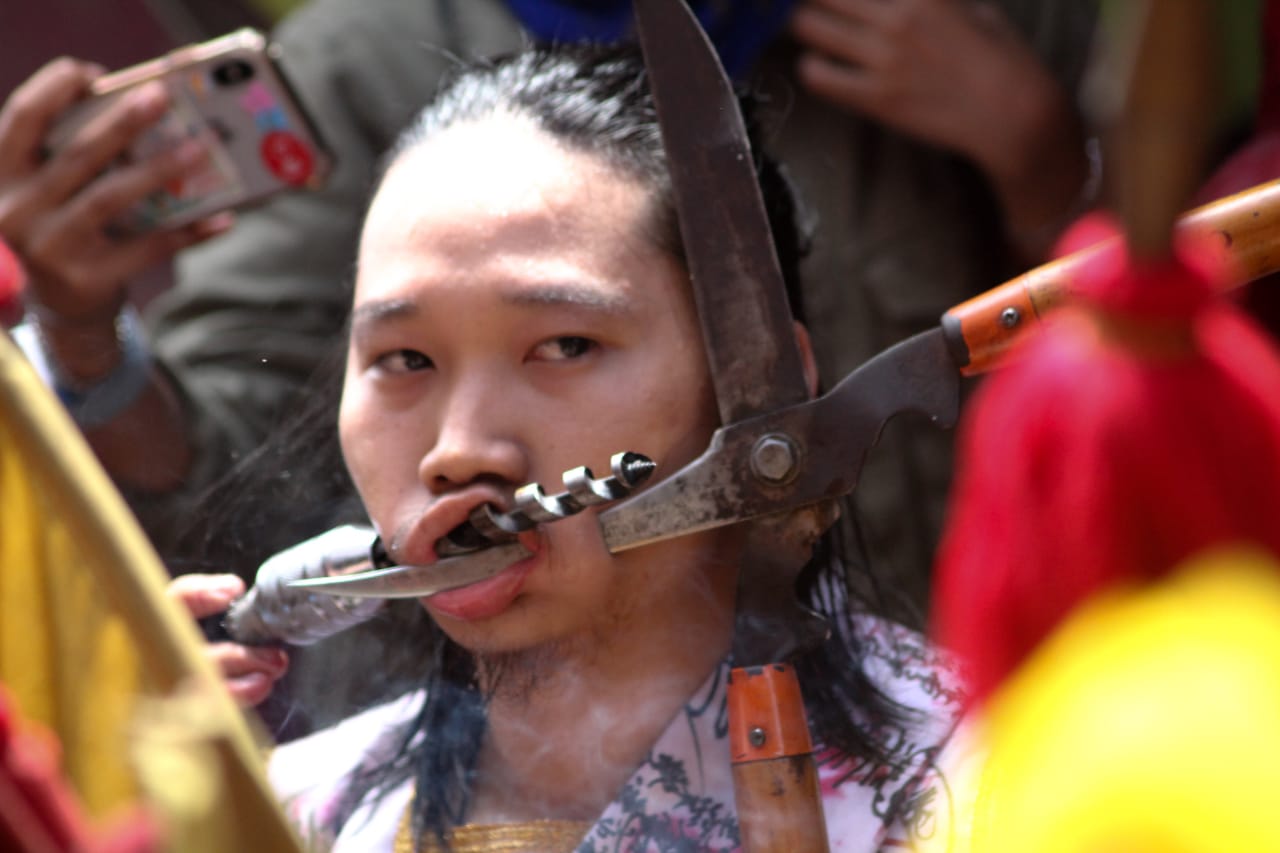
[340,114,729,657]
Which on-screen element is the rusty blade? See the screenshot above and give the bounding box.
[598,327,960,552]
[633,0,809,425]
[288,542,533,599]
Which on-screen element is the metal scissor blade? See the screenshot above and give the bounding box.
[633,0,809,425]
[597,328,961,552]
[288,541,533,599]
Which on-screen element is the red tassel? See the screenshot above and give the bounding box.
[0,686,159,853]
[0,238,23,329]
[932,215,1280,706]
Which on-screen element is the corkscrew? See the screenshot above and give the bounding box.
[437,451,656,554]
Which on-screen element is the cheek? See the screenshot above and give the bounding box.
[338,393,375,500]
[613,339,718,468]
[338,382,408,519]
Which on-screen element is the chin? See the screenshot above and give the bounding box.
[430,599,550,651]
[435,599,603,669]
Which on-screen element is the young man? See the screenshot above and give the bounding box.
[183,46,966,851]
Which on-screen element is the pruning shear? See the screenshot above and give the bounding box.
[281,0,1280,848]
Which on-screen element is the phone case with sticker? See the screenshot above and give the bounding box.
[46,29,334,234]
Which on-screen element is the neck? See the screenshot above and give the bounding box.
[469,557,736,823]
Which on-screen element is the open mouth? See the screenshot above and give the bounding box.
[422,531,542,621]
[436,512,508,556]
[435,499,532,558]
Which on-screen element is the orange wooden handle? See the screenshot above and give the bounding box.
[727,665,830,853]
[728,664,812,761]
[731,757,829,853]
[941,178,1280,375]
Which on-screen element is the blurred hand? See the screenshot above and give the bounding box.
[790,0,1091,259]
[166,573,289,708]
[790,0,1069,175]
[0,58,230,368]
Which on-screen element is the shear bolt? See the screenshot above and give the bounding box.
[751,434,799,484]
[999,306,1022,328]
[749,727,767,748]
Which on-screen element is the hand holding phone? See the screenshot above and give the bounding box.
[44,29,334,234]
[0,31,332,382]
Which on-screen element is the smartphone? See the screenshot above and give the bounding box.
[45,29,334,234]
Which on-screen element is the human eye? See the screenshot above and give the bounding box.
[373,349,434,373]
[529,336,598,363]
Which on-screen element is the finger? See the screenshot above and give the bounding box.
[0,57,103,177]
[90,213,234,286]
[25,165,233,300]
[166,573,246,619]
[211,642,289,678]
[47,138,207,241]
[795,52,881,110]
[800,0,890,28]
[190,210,237,239]
[30,220,226,311]
[225,672,282,708]
[2,83,171,234]
[208,643,289,708]
[39,81,171,209]
[790,5,889,68]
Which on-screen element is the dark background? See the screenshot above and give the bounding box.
[0,0,301,97]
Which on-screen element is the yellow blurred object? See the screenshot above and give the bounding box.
[0,328,302,851]
[951,549,1280,853]
[0,419,143,813]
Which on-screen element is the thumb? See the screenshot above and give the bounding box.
[166,573,246,620]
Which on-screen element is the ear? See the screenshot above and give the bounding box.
[793,321,819,398]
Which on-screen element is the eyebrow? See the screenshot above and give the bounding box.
[350,298,419,327]
[502,283,632,315]
[350,282,634,330]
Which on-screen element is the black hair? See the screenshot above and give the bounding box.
[388,44,810,322]
[348,43,910,849]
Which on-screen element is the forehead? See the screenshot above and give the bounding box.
[350,112,700,336]
[360,114,650,273]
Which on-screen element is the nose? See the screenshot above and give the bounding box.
[417,377,527,494]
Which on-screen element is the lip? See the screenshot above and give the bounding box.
[388,486,512,568]
[423,530,542,621]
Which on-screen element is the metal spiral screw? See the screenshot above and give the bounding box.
[437,451,655,555]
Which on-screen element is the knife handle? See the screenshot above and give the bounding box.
[941,177,1280,375]
[727,664,830,853]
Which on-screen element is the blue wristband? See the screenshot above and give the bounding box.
[46,307,152,429]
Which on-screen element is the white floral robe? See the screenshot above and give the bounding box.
[269,615,967,852]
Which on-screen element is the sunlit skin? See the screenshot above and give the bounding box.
[338,113,749,820]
